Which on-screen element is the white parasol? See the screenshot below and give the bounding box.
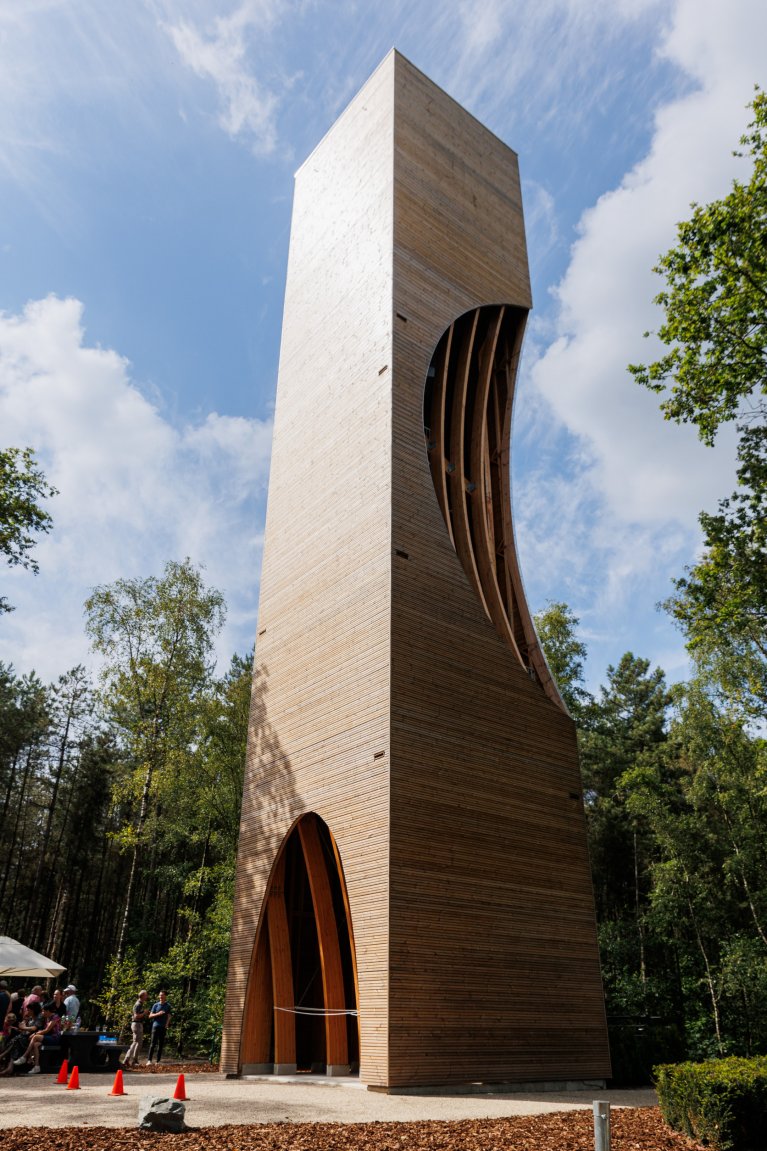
[0,936,66,978]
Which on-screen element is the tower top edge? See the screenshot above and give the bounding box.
[294,49,518,181]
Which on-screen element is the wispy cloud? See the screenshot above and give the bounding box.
[445,0,669,131]
[161,0,291,153]
[0,296,271,679]
[514,0,766,678]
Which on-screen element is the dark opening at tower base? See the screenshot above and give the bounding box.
[240,813,359,1075]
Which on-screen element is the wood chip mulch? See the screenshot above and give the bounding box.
[0,1108,704,1151]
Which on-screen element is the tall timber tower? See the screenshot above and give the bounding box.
[222,50,611,1089]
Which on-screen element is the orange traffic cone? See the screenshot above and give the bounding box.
[172,1073,187,1101]
[56,1059,69,1085]
[66,1065,80,1090]
[109,1068,125,1096]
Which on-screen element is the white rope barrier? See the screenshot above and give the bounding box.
[274,1006,358,1017]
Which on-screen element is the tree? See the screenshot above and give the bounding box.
[0,447,57,613]
[622,679,767,1055]
[580,654,672,1009]
[533,600,592,719]
[629,90,767,715]
[84,559,225,960]
[663,427,767,717]
[629,88,766,442]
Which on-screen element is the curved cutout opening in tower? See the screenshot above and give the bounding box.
[240,813,359,1074]
[423,304,567,712]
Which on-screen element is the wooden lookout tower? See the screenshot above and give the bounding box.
[221,50,611,1089]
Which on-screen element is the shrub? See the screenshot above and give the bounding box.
[655,1056,767,1150]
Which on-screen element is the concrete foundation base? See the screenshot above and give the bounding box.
[367,1080,608,1096]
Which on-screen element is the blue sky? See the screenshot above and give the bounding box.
[0,0,764,695]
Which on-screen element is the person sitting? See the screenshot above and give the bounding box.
[0,1003,42,1074]
[0,1013,18,1054]
[0,981,10,1027]
[14,1002,61,1074]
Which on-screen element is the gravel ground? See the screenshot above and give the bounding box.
[0,1071,657,1129]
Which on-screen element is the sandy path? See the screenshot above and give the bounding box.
[0,1073,656,1129]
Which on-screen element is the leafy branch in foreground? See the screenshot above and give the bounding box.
[629,88,767,443]
[0,446,57,613]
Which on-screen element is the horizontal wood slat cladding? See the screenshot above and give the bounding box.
[222,49,610,1088]
[222,51,394,1086]
[389,52,610,1086]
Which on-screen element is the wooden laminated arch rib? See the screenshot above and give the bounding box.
[423,304,566,711]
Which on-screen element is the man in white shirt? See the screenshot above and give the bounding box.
[63,984,80,1030]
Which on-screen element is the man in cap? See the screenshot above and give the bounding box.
[63,985,80,1031]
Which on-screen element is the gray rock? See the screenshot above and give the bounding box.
[138,1094,187,1132]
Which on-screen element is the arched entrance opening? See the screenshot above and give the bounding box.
[240,813,359,1075]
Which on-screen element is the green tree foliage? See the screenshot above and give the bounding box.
[85,559,226,961]
[622,678,767,1056]
[0,446,57,613]
[90,651,251,1050]
[531,602,767,1063]
[630,90,767,718]
[663,426,767,718]
[0,663,127,992]
[580,654,673,1019]
[629,89,766,441]
[0,572,250,1059]
[533,600,592,718]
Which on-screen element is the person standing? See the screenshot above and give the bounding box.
[51,989,66,1020]
[123,989,149,1068]
[63,985,80,1031]
[146,990,172,1064]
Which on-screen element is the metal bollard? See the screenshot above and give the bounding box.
[593,1099,611,1151]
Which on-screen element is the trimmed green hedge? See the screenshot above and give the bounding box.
[655,1056,767,1150]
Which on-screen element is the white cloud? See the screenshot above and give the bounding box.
[528,1,764,519]
[511,0,767,678]
[162,0,289,153]
[533,0,767,512]
[0,296,271,680]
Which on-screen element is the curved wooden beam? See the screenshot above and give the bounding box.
[329,833,361,1060]
[427,324,454,546]
[424,304,567,713]
[240,923,272,1066]
[448,310,490,619]
[298,814,349,1069]
[267,851,297,1068]
[468,308,523,659]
